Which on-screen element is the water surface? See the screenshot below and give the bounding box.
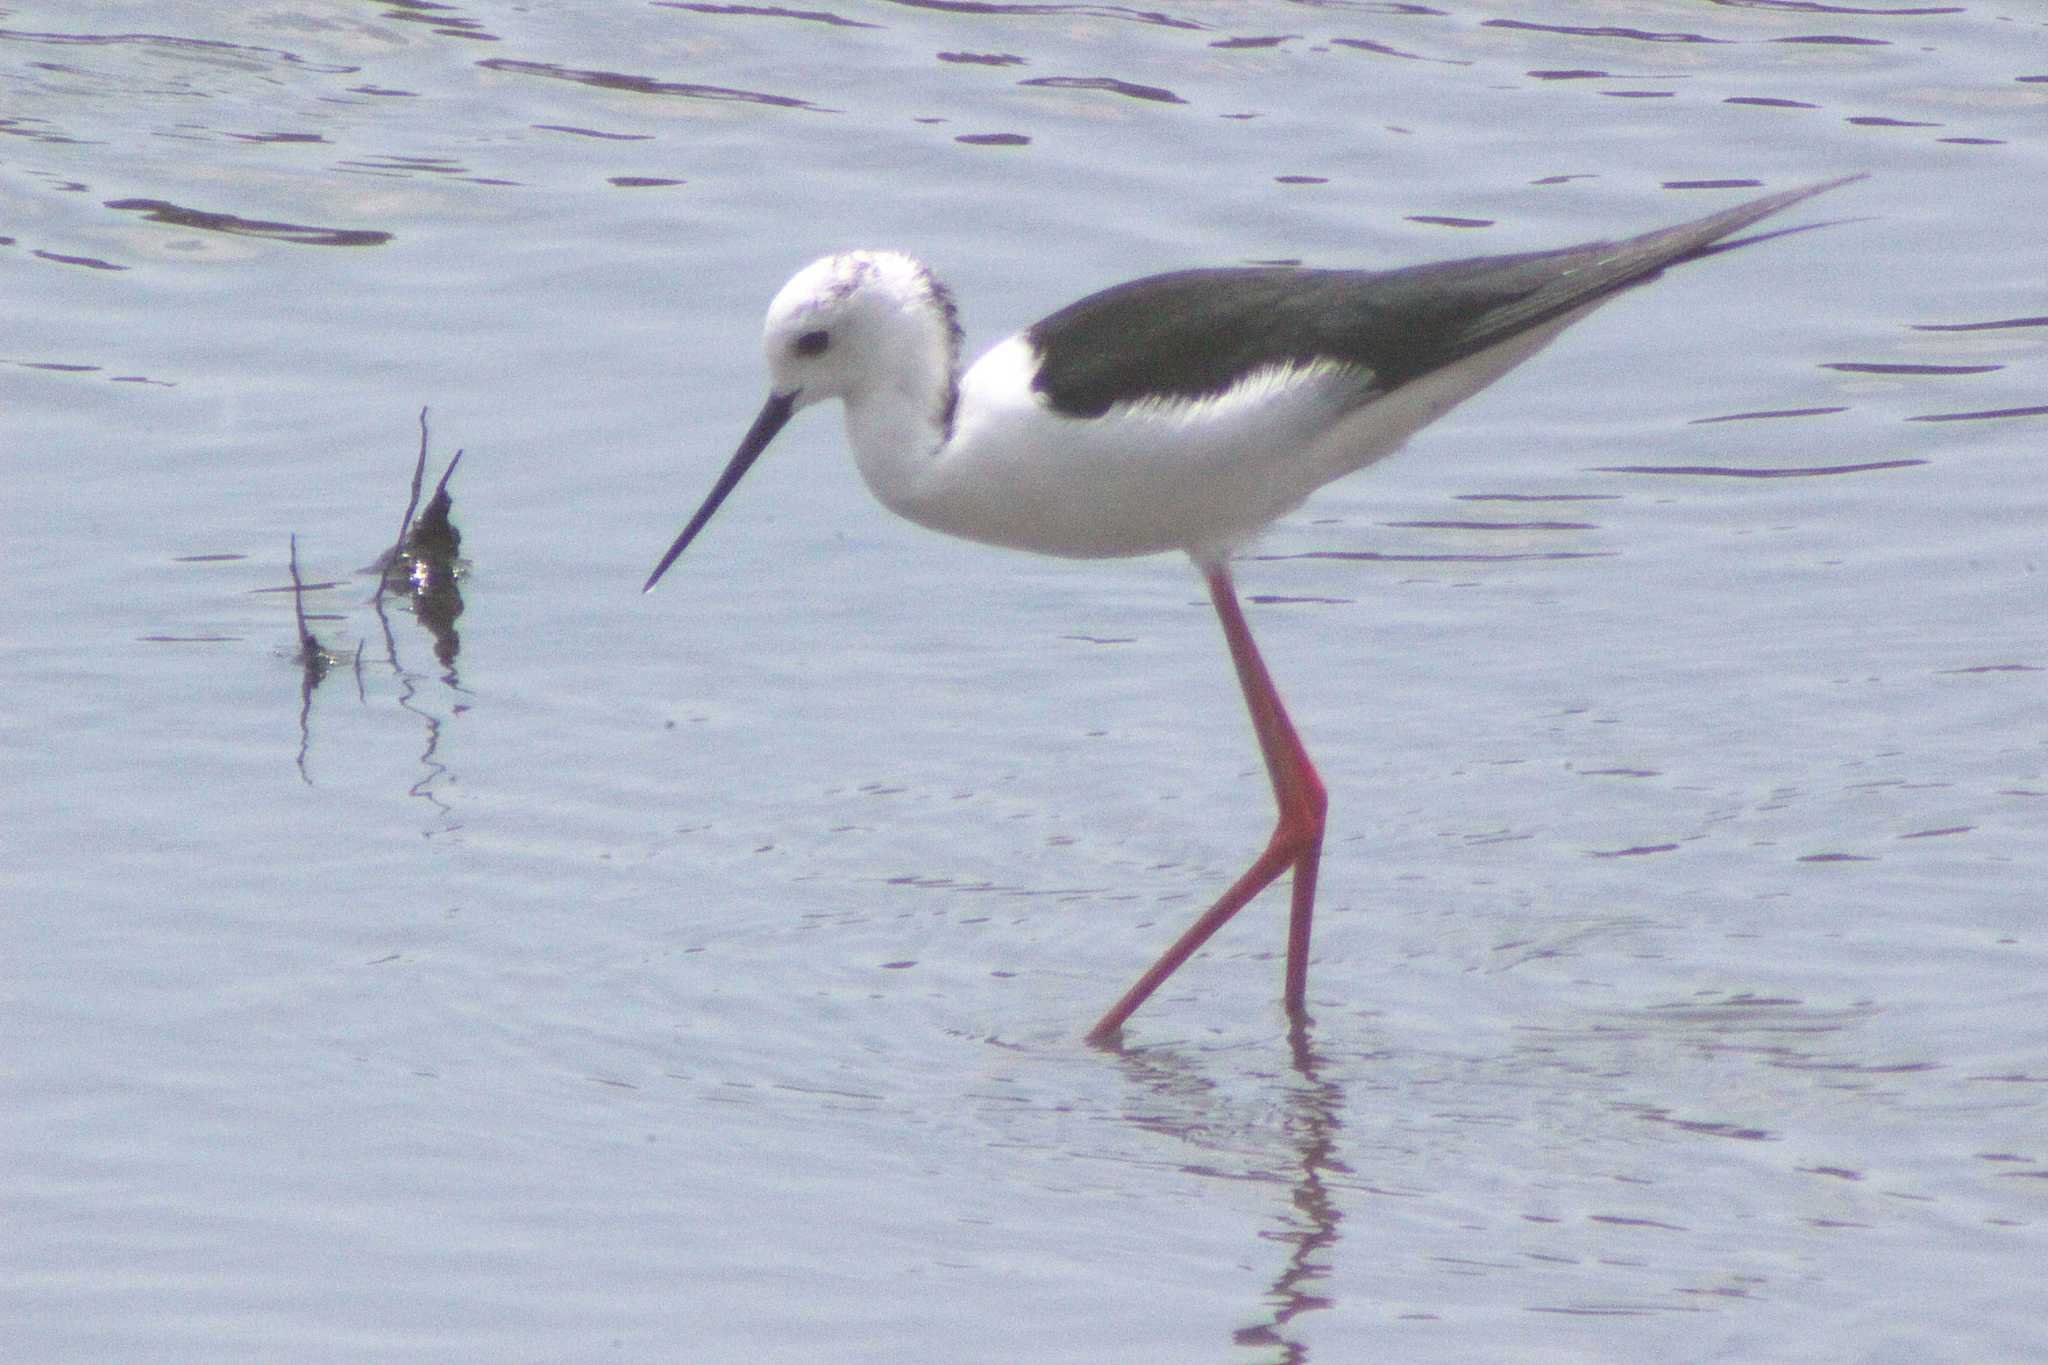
[5,2,2045,1360]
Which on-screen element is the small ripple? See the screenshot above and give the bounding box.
[1382,519,1598,531]
[1906,404,2048,423]
[1331,37,1471,66]
[477,57,830,111]
[372,0,499,40]
[1934,662,2039,674]
[1908,314,2048,333]
[1455,492,1620,502]
[1775,33,1892,46]
[1586,1214,1689,1230]
[30,250,126,270]
[656,2,885,26]
[1592,459,1925,478]
[1760,3,1964,13]
[0,114,93,145]
[1821,361,2001,376]
[1588,843,1680,859]
[1257,549,1616,563]
[1019,75,1188,104]
[106,198,391,247]
[1689,406,1850,424]
[1484,19,1726,44]
[883,0,1206,30]
[1631,1107,1776,1141]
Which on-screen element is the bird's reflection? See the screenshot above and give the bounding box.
[1231,1020,1347,1361]
[1107,1017,1348,1362]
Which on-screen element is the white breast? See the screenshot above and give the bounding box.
[885,336,1360,559]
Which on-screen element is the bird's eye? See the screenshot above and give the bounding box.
[794,329,830,357]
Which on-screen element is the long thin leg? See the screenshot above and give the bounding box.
[1087,561,1328,1044]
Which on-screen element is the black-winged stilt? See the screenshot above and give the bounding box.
[646,174,1863,1044]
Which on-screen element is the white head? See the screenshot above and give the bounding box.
[644,251,961,591]
[760,251,961,412]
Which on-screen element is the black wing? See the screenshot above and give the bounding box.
[1026,175,1864,419]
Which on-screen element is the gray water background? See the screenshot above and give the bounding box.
[4,2,2045,1361]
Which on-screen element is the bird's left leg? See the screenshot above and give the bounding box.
[1086,562,1326,1043]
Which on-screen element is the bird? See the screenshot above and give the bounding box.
[644,174,1863,1045]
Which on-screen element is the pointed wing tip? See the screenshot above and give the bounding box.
[1798,171,1870,201]
[1773,172,1869,212]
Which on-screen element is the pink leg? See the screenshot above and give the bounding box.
[1087,562,1328,1045]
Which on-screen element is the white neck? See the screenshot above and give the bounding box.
[840,313,959,526]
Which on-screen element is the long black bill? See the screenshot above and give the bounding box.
[643,390,798,592]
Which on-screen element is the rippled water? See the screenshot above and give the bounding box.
[5,2,2045,1361]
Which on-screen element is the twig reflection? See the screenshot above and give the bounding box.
[273,410,468,819]
[288,532,330,785]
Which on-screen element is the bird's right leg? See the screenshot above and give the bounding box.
[1086,562,1327,1044]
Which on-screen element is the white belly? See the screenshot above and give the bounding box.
[861,304,1599,562]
